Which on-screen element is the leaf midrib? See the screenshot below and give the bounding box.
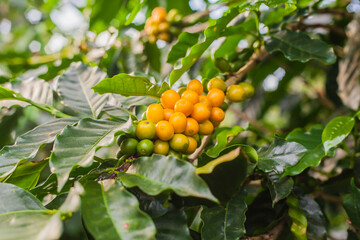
[75,68,97,118]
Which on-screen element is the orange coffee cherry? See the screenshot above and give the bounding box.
[211,120,221,128]
[169,112,187,133]
[184,118,199,136]
[207,88,225,107]
[191,102,211,123]
[158,32,170,42]
[185,137,197,154]
[163,109,174,121]
[187,79,203,95]
[152,7,167,23]
[198,120,214,135]
[155,120,174,141]
[146,103,164,123]
[161,90,180,109]
[210,107,225,122]
[158,22,170,32]
[198,95,212,109]
[174,98,193,116]
[181,90,199,105]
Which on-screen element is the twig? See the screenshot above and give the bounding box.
[315,8,354,19]
[188,135,211,163]
[242,219,287,240]
[226,46,269,87]
[287,22,347,37]
[182,10,210,24]
[182,22,209,33]
[310,190,343,204]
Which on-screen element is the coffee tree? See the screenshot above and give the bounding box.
[0,0,359,239]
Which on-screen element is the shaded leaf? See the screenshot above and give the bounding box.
[343,179,360,229]
[5,160,48,190]
[201,191,247,240]
[0,118,78,180]
[0,182,45,214]
[265,30,336,64]
[93,73,169,98]
[287,195,307,240]
[107,94,157,109]
[322,116,355,154]
[153,209,192,240]
[119,154,218,203]
[167,32,199,64]
[50,117,131,191]
[81,180,156,240]
[58,62,108,118]
[267,172,294,207]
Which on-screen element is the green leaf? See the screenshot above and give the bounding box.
[201,191,247,240]
[265,30,336,64]
[50,117,132,191]
[0,118,78,180]
[153,209,192,240]
[108,95,157,109]
[206,126,244,158]
[258,137,308,174]
[267,172,294,207]
[93,73,169,99]
[343,179,360,229]
[287,195,307,240]
[144,42,161,73]
[5,160,48,190]
[119,154,218,203]
[0,183,45,214]
[58,62,109,118]
[0,86,20,100]
[282,125,326,176]
[125,0,145,25]
[298,195,327,240]
[169,7,246,85]
[167,32,199,64]
[81,180,156,240]
[322,116,355,154]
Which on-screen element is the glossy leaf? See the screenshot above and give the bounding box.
[265,30,336,64]
[206,126,244,158]
[298,195,327,240]
[108,94,157,109]
[81,180,156,240]
[201,191,247,240]
[153,209,192,240]
[258,137,308,174]
[0,182,45,214]
[93,73,169,98]
[287,195,307,240]
[0,118,78,180]
[50,117,132,191]
[343,179,360,229]
[267,172,294,207]
[322,116,355,154]
[167,32,199,64]
[119,154,218,203]
[5,160,48,190]
[58,62,109,118]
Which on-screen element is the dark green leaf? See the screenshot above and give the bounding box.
[50,117,131,191]
[153,209,192,240]
[144,42,161,73]
[0,118,77,180]
[119,154,218,202]
[201,191,247,240]
[5,160,48,190]
[167,32,199,64]
[81,180,156,240]
[93,74,169,98]
[322,116,355,154]
[343,179,360,229]
[265,30,336,64]
[0,182,45,214]
[287,195,307,240]
[58,62,109,118]
[267,172,294,207]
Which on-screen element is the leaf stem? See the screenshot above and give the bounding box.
[21,98,72,118]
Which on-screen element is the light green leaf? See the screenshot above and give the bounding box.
[0,118,78,180]
[0,182,45,214]
[93,73,169,98]
[167,32,199,64]
[5,160,48,190]
[265,30,336,64]
[58,62,109,118]
[125,0,145,25]
[287,195,307,240]
[201,191,247,240]
[81,180,156,240]
[322,116,355,154]
[267,172,294,207]
[50,117,132,191]
[343,179,360,229]
[120,154,218,203]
